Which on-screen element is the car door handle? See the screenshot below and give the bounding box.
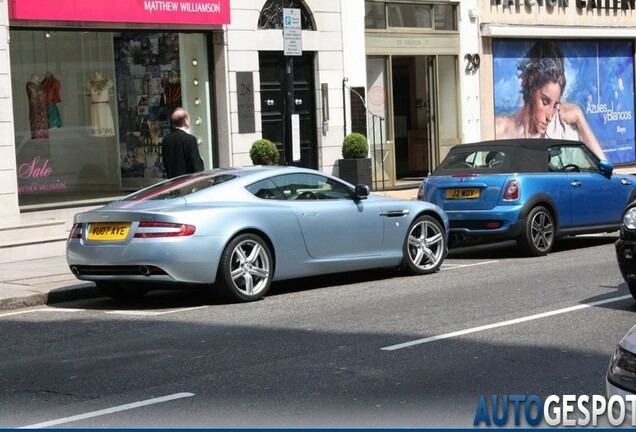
[571,181,582,188]
[302,212,318,217]
[379,210,410,217]
[622,178,632,185]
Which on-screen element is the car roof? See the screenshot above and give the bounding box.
[434,139,590,175]
[202,165,300,177]
[182,165,324,182]
[455,138,584,152]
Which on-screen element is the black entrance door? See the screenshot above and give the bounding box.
[259,52,317,169]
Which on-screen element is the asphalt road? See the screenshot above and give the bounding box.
[1,234,634,428]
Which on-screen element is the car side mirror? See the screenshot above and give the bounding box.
[599,159,613,177]
[354,184,370,200]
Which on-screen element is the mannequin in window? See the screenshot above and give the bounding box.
[86,71,115,137]
[26,73,49,139]
[41,72,62,128]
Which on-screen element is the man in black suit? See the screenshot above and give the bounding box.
[161,107,204,178]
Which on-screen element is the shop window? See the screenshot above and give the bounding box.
[434,4,457,31]
[387,3,432,28]
[365,2,457,31]
[10,30,209,209]
[365,2,386,29]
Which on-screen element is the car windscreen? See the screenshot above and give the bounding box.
[121,173,237,201]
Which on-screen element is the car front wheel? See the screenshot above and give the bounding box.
[519,205,555,256]
[402,215,446,275]
[217,233,273,302]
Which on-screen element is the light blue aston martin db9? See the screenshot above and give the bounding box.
[67,166,449,302]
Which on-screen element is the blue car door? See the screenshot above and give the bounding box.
[568,172,625,226]
[553,145,629,226]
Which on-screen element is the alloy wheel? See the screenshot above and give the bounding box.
[530,210,554,253]
[407,217,445,272]
[229,238,271,297]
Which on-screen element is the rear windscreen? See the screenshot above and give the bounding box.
[121,173,236,201]
[434,149,512,175]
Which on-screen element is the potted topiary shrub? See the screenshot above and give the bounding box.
[249,139,280,166]
[338,132,372,189]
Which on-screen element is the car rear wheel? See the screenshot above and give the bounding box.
[518,205,555,256]
[96,282,149,300]
[402,215,446,275]
[217,233,273,302]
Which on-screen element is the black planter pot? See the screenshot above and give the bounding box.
[338,158,372,190]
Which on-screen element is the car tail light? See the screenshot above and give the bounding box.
[134,221,196,238]
[503,180,519,201]
[68,223,83,239]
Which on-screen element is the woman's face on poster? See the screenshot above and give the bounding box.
[529,81,562,135]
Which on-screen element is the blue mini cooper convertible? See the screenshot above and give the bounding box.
[419,139,636,256]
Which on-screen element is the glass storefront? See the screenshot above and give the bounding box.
[10,29,212,209]
[364,1,460,185]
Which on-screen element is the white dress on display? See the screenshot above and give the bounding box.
[86,72,115,137]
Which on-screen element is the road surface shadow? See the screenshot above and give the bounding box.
[448,234,618,260]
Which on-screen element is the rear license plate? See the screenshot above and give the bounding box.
[446,188,480,199]
[87,223,131,241]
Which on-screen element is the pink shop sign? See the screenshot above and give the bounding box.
[9,0,231,25]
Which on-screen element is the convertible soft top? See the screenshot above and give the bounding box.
[432,138,589,175]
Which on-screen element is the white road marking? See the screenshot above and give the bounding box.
[105,306,207,316]
[0,308,83,318]
[1,306,207,319]
[19,392,195,429]
[381,294,633,351]
[441,260,499,270]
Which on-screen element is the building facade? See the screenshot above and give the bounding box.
[0,0,366,259]
[363,0,463,187]
[1,0,633,259]
[0,2,365,210]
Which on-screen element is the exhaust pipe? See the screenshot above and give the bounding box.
[139,265,151,276]
[70,266,80,276]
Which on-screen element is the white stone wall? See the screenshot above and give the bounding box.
[222,0,365,175]
[0,0,19,217]
[458,0,482,145]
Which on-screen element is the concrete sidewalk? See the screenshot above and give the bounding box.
[0,187,419,311]
[0,255,99,311]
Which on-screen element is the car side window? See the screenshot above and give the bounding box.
[270,173,354,201]
[246,179,286,200]
[549,145,598,172]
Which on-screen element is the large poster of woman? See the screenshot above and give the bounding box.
[493,39,635,164]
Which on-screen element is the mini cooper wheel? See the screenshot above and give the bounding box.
[402,215,446,275]
[519,205,555,256]
[96,282,149,300]
[217,233,273,302]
